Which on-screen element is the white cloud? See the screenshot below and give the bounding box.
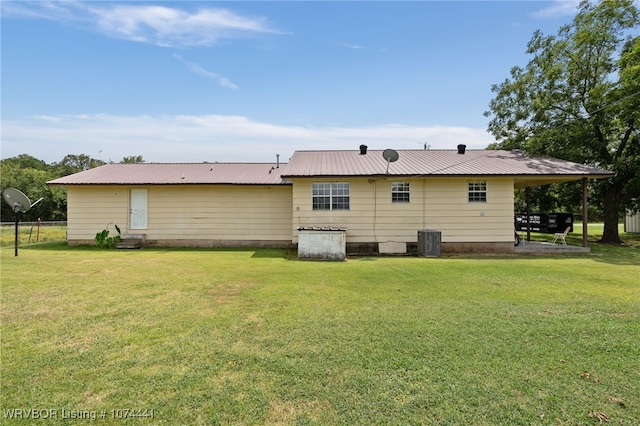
[1,114,495,164]
[531,0,580,19]
[1,1,286,47]
[33,115,63,123]
[338,42,364,49]
[1,0,82,21]
[172,55,239,90]
[92,4,283,47]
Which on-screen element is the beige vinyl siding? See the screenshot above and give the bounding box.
[66,184,292,243]
[424,178,514,242]
[149,185,291,240]
[292,178,372,243]
[66,186,129,241]
[291,177,514,244]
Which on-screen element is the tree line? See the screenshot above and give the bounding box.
[1,154,143,222]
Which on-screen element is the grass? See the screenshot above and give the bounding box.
[0,223,67,248]
[1,227,638,425]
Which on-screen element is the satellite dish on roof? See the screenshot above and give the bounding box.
[382,149,399,163]
[2,188,44,256]
[382,149,399,174]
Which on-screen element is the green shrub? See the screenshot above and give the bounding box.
[95,224,122,248]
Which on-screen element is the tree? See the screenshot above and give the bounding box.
[55,154,106,175]
[485,0,640,244]
[120,155,145,164]
[1,154,49,170]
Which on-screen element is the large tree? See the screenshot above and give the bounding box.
[485,0,639,244]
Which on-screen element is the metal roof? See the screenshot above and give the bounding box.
[47,163,289,185]
[47,150,614,189]
[281,149,614,188]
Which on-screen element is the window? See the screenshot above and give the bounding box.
[468,181,487,202]
[312,182,350,210]
[391,182,410,203]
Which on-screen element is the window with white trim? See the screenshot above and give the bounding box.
[312,182,350,210]
[391,182,410,203]
[468,181,487,202]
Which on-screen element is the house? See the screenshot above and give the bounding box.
[47,147,613,254]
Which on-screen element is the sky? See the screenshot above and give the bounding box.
[1,0,586,164]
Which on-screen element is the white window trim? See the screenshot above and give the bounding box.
[391,182,410,203]
[312,182,350,210]
[468,181,487,203]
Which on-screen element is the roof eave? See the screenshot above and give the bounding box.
[47,181,292,186]
[514,173,614,189]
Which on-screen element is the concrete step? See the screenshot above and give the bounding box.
[115,241,142,249]
[115,234,145,249]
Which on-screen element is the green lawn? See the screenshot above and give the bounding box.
[1,228,638,425]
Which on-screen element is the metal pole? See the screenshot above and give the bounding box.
[14,212,19,257]
[582,178,588,248]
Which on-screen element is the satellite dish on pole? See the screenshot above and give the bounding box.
[2,188,44,256]
[382,149,399,174]
[3,187,33,213]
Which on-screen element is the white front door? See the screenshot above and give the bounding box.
[130,189,148,230]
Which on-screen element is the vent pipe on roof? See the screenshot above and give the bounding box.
[457,144,466,154]
[276,154,280,168]
[359,145,368,155]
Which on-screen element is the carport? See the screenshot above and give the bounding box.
[515,171,612,250]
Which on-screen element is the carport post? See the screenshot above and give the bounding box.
[526,187,531,242]
[582,178,588,248]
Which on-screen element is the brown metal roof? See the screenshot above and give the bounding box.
[281,149,614,188]
[47,163,289,185]
[47,150,614,189]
